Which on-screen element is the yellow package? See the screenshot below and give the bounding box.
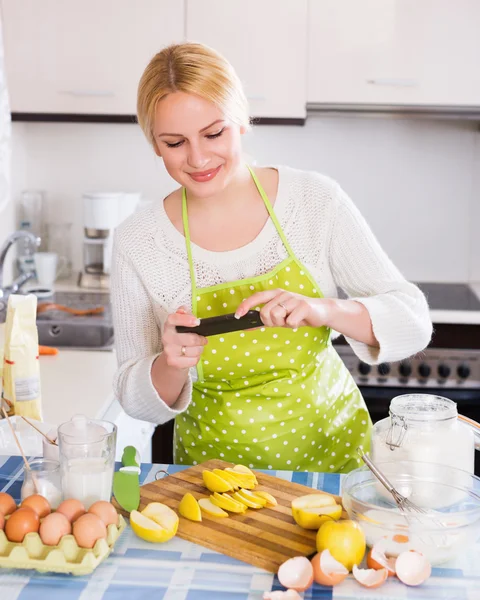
[2,294,42,421]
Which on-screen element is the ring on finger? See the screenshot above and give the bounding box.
[180,346,186,356]
[278,302,288,312]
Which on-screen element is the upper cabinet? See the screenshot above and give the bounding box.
[308,0,480,108]
[1,0,184,115]
[186,0,308,120]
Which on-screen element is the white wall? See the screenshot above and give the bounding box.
[6,114,480,284]
[0,122,27,283]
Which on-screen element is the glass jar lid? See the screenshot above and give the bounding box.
[390,394,458,423]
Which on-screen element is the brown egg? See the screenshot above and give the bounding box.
[0,492,16,516]
[0,512,4,531]
[5,507,40,543]
[39,512,72,546]
[56,499,86,523]
[73,513,107,549]
[21,494,51,518]
[88,501,119,527]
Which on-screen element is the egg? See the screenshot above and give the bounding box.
[56,499,86,523]
[21,494,51,518]
[0,513,4,531]
[72,513,107,548]
[366,543,397,576]
[263,591,302,599]
[395,550,432,586]
[88,501,119,527]
[352,564,388,588]
[277,556,314,592]
[0,492,16,516]
[5,507,40,543]
[39,512,72,546]
[311,550,349,586]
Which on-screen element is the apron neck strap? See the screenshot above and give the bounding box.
[246,166,295,257]
[182,187,198,314]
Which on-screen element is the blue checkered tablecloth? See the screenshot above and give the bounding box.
[1,455,480,600]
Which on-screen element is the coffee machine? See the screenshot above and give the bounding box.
[79,192,140,289]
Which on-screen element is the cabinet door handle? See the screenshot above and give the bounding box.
[58,90,115,97]
[366,78,418,88]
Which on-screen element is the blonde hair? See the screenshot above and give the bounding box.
[137,42,250,148]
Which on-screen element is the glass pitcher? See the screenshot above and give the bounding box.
[57,414,117,509]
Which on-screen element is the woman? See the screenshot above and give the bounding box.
[111,42,432,473]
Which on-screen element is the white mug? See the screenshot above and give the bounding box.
[34,252,67,288]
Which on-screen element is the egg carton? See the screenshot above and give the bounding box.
[0,515,126,575]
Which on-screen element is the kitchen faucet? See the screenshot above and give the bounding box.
[0,230,41,302]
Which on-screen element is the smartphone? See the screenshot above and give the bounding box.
[176,310,263,337]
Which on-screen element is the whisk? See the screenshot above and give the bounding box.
[358,451,446,533]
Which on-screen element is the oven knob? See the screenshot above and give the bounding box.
[457,364,471,379]
[418,363,431,378]
[399,362,412,377]
[377,363,390,376]
[437,364,451,379]
[358,362,371,376]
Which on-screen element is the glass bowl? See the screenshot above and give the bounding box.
[341,461,480,565]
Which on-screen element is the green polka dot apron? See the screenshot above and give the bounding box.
[174,167,372,473]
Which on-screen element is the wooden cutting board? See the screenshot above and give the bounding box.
[113,459,344,573]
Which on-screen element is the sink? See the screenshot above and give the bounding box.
[36,291,114,350]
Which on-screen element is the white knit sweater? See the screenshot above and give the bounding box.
[111,166,432,425]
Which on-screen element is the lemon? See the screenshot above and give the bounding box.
[224,468,256,489]
[130,508,178,543]
[237,489,267,507]
[232,491,263,509]
[231,464,259,484]
[210,493,247,513]
[141,502,179,538]
[178,493,202,522]
[213,469,240,490]
[202,470,234,493]
[254,491,278,507]
[198,498,229,517]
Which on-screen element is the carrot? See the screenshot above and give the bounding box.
[39,345,59,356]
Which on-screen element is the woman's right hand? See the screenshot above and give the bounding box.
[162,306,207,370]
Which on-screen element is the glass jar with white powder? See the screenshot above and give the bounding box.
[371,394,480,507]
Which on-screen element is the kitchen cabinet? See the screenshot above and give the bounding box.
[307,0,480,108]
[186,0,308,121]
[1,0,184,115]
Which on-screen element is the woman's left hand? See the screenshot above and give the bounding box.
[235,289,333,329]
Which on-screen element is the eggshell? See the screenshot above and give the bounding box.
[39,512,72,546]
[366,544,397,576]
[5,507,40,543]
[395,551,431,586]
[311,550,349,586]
[352,565,388,588]
[73,513,107,549]
[88,501,119,527]
[0,513,4,530]
[0,492,16,516]
[56,499,86,523]
[277,556,314,592]
[21,494,51,518]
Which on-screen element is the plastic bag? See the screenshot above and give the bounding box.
[2,294,43,420]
